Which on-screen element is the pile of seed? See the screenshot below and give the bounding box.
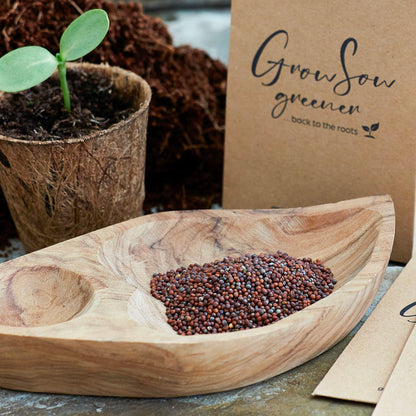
[150,251,336,335]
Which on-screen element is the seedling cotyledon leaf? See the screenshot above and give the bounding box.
[0,9,109,111]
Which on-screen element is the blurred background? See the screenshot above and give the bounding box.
[128,0,230,9]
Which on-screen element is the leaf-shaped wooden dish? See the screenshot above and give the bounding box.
[0,195,394,397]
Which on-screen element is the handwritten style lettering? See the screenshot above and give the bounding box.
[400,301,416,323]
[272,92,359,119]
[334,38,396,96]
[251,31,395,118]
[252,30,337,87]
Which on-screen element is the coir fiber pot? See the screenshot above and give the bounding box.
[0,62,151,253]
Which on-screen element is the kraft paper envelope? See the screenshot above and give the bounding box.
[313,258,416,404]
[223,0,416,262]
[372,314,416,415]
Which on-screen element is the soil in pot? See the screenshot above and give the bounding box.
[0,67,136,141]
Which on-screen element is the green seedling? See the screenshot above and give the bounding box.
[0,9,109,111]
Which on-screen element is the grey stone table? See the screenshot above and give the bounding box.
[0,238,403,415]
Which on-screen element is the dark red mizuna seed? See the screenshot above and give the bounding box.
[150,251,336,336]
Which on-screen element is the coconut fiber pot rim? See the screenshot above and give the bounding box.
[0,62,152,146]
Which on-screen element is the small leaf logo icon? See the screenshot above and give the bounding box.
[362,122,380,139]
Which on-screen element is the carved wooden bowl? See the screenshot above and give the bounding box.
[0,195,394,397]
